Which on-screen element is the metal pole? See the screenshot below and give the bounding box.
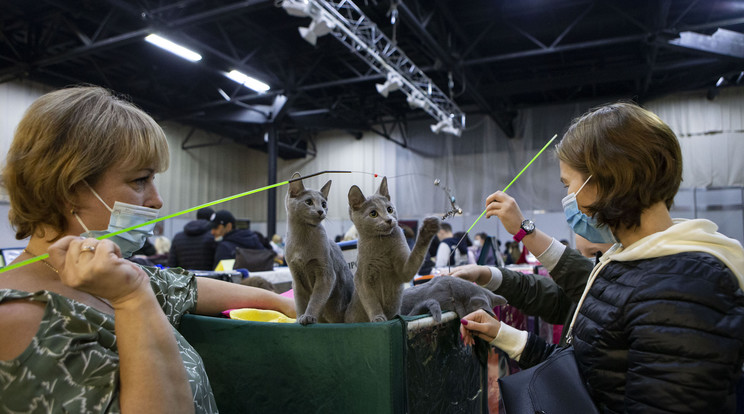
[267,126,278,239]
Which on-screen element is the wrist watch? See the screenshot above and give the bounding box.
[513,219,535,242]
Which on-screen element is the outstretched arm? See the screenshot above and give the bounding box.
[195,277,296,318]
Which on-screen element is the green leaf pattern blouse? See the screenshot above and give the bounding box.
[0,266,219,413]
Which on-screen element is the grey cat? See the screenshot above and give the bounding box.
[284,172,354,325]
[345,177,441,323]
[400,276,507,322]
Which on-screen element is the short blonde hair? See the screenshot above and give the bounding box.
[2,86,169,240]
[556,102,682,230]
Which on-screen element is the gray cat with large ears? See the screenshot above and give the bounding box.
[285,171,353,325]
[345,176,442,323]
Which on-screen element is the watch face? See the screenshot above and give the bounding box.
[522,219,535,232]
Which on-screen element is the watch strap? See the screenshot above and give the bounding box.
[513,228,527,242]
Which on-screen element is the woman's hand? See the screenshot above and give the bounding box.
[47,236,152,309]
[485,191,525,235]
[447,264,492,286]
[460,309,501,346]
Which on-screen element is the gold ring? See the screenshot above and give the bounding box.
[81,245,96,253]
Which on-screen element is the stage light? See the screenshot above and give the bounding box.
[430,119,461,137]
[226,70,270,93]
[299,16,335,46]
[375,72,403,97]
[407,92,428,110]
[145,34,201,62]
[281,0,312,17]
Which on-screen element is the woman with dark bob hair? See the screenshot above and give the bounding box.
[460,102,744,413]
[0,86,296,413]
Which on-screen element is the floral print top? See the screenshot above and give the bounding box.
[0,266,219,413]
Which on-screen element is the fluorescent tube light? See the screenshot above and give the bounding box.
[226,70,271,92]
[145,34,202,62]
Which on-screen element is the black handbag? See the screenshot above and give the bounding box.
[497,347,599,414]
[234,247,276,272]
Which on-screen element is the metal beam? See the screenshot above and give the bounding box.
[397,1,515,137]
[267,126,278,238]
[0,0,272,80]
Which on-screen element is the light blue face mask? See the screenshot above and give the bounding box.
[74,182,160,258]
[562,175,617,244]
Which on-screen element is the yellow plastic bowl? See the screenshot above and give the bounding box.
[228,308,296,323]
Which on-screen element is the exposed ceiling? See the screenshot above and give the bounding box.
[2,0,744,158]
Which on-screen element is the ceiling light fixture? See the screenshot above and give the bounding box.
[298,16,336,46]
[226,70,270,93]
[430,118,462,137]
[375,72,403,97]
[406,92,429,110]
[144,34,202,62]
[281,0,312,17]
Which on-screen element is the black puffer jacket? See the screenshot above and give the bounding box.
[520,251,744,413]
[213,228,265,268]
[167,219,216,270]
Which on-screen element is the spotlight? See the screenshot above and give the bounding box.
[281,0,312,17]
[375,72,403,97]
[299,16,335,46]
[430,119,462,136]
[406,92,429,110]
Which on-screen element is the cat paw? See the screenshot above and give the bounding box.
[298,314,318,325]
[371,315,387,323]
[420,216,441,238]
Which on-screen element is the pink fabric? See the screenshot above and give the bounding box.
[280,288,294,299]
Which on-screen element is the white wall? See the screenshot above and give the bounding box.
[2,80,743,249]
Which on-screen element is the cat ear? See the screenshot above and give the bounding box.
[320,180,332,200]
[376,176,390,200]
[288,172,305,198]
[348,185,366,210]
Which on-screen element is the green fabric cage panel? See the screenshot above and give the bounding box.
[178,312,488,413]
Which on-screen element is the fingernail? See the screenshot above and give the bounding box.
[460,319,468,326]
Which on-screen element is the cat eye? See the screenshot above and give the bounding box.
[387,206,393,213]
[305,199,313,205]
[321,201,327,208]
[369,210,378,218]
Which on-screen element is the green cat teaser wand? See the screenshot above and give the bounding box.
[447,134,558,271]
[0,170,352,274]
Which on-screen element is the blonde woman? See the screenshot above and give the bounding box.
[0,86,295,413]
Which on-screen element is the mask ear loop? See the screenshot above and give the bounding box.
[82,181,114,213]
[74,180,114,236]
[574,175,593,196]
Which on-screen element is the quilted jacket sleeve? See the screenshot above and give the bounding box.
[496,247,591,324]
[497,269,574,325]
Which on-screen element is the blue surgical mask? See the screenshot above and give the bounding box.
[562,175,617,244]
[74,182,160,258]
